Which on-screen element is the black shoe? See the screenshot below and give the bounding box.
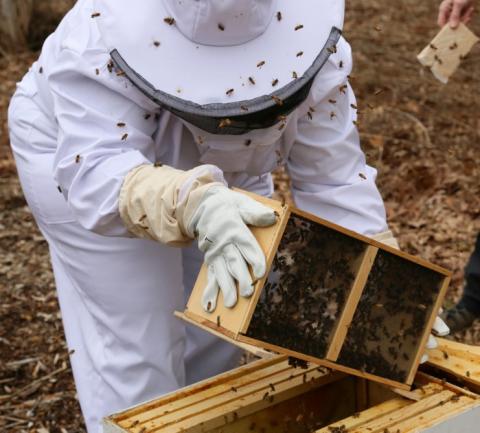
[441,305,478,333]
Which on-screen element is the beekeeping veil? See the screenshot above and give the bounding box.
[94,0,344,134]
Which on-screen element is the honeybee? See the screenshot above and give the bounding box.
[219,118,232,128]
[327,45,337,54]
[271,95,283,106]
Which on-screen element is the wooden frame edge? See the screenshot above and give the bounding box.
[176,311,275,358]
[112,349,286,422]
[406,274,452,384]
[326,245,379,360]
[415,371,480,399]
[291,207,451,276]
[239,205,292,334]
[237,334,412,391]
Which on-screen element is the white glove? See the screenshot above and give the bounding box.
[371,231,450,364]
[420,314,450,363]
[188,186,277,312]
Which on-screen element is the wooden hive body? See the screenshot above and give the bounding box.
[104,340,480,433]
[177,191,451,390]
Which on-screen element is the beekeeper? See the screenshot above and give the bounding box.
[8,0,449,432]
[437,0,480,333]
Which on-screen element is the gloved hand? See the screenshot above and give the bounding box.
[421,313,450,363]
[371,231,450,364]
[188,186,277,312]
[119,163,276,312]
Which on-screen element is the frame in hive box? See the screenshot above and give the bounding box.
[176,190,451,390]
[104,342,480,433]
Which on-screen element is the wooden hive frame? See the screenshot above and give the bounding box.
[424,338,480,394]
[176,191,451,390]
[104,342,480,433]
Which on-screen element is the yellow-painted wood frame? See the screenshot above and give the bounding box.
[104,342,480,433]
[179,190,451,390]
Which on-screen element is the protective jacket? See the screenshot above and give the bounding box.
[8,1,388,431]
[15,0,387,239]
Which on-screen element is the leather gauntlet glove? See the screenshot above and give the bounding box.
[119,163,225,246]
[119,164,276,312]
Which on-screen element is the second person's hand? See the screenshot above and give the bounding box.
[438,0,475,28]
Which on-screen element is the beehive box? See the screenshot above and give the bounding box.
[104,341,480,433]
[177,191,451,390]
[424,338,480,394]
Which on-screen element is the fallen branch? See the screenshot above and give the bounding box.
[0,365,69,404]
[6,357,39,369]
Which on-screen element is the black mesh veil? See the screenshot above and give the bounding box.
[111,27,342,135]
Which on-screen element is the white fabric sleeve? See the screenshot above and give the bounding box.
[49,47,158,237]
[287,37,388,236]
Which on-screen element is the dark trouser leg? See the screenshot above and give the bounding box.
[459,232,480,315]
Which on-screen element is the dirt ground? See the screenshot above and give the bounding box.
[1,1,479,432]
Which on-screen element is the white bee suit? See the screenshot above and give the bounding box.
[8,0,388,432]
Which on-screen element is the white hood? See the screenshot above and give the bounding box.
[93,0,344,105]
